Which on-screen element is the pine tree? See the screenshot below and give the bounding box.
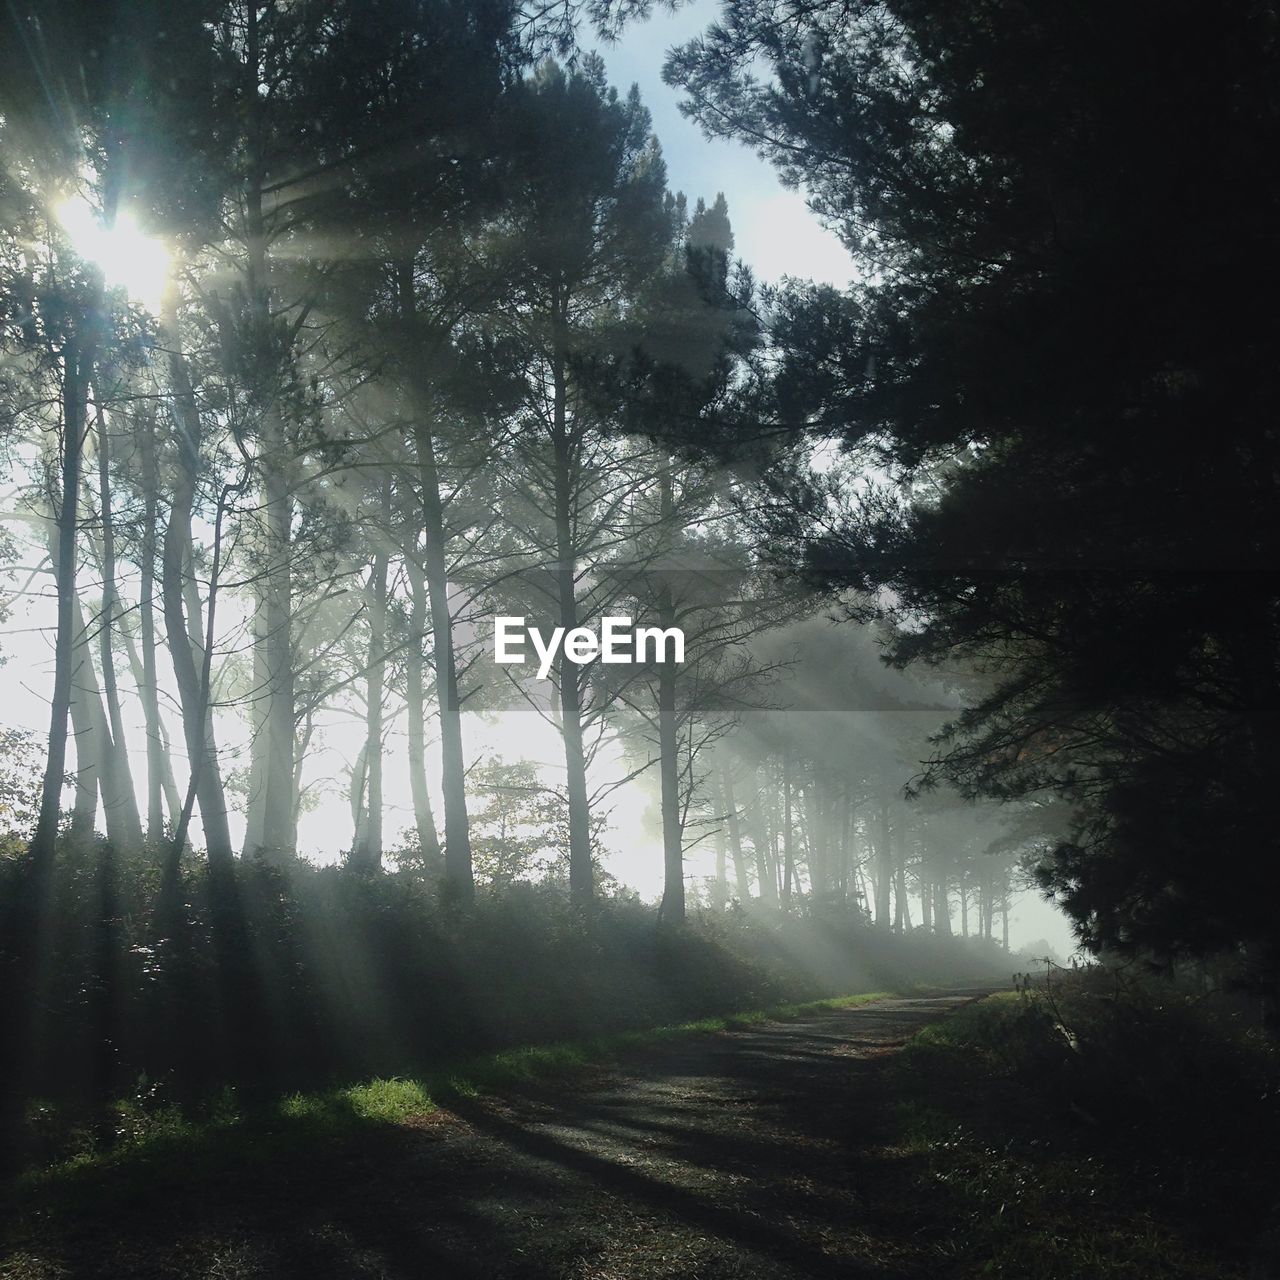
[667,0,1280,994]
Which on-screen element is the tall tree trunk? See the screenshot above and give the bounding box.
[749,771,779,909]
[67,631,99,842]
[781,756,795,905]
[162,306,233,870]
[875,796,892,929]
[415,419,473,901]
[120,623,182,827]
[657,657,682,921]
[919,847,933,931]
[162,490,233,870]
[31,333,91,873]
[258,455,295,858]
[770,797,784,902]
[244,3,294,860]
[656,471,684,924]
[42,497,130,848]
[720,764,751,901]
[803,768,827,898]
[91,395,142,847]
[399,261,472,900]
[710,772,728,910]
[934,874,952,936]
[137,407,166,842]
[349,740,369,855]
[1001,870,1010,951]
[837,789,851,905]
[855,859,872,921]
[242,624,268,856]
[70,595,139,849]
[351,533,388,871]
[404,554,443,869]
[549,322,591,908]
[292,707,314,833]
[894,820,912,932]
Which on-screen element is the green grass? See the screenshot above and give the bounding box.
[19,989,891,1191]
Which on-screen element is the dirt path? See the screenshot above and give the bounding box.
[7,991,990,1279]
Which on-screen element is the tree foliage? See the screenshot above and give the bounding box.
[667,0,1280,988]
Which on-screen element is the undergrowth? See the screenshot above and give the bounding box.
[1,836,1007,1173]
[891,970,1280,1278]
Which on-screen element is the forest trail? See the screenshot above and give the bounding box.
[419,991,989,1280]
[5,992,993,1279]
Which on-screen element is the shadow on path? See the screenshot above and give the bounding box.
[2,991,991,1279]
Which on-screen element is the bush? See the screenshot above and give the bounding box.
[892,971,1280,1276]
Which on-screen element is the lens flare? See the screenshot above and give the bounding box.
[55,195,171,311]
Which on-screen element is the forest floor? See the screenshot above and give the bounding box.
[1,990,1251,1280]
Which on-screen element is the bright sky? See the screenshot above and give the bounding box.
[591,1,857,289]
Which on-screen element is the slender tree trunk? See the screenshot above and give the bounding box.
[894,821,912,932]
[920,848,933,931]
[162,306,233,870]
[399,262,472,900]
[351,531,388,871]
[292,707,314,833]
[749,772,779,909]
[403,554,442,868]
[31,333,91,873]
[243,5,294,860]
[259,456,295,857]
[67,632,99,842]
[415,420,473,901]
[803,769,828,898]
[1001,870,1010,951]
[874,796,893,928]
[856,860,871,920]
[838,789,853,905]
[242,624,268,856]
[120,623,182,827]
[710,772,728,910]
[935,874,953,936]
[349,739,369,854]
[657,657,683,921]
[656,471,684,924]
[781,757,794,905]
[91,395,142,847]
[960,870,969,936]
[770,799,784,902]
[70,595,139,849]
[163,503,233,870]
[137,408,166,842]
[720,765,751,901]
[41,501,124,847]
[549,323,592,908]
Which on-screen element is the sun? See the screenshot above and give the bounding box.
[55,195,172,312]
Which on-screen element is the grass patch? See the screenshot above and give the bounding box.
[889,980,1279,1278]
